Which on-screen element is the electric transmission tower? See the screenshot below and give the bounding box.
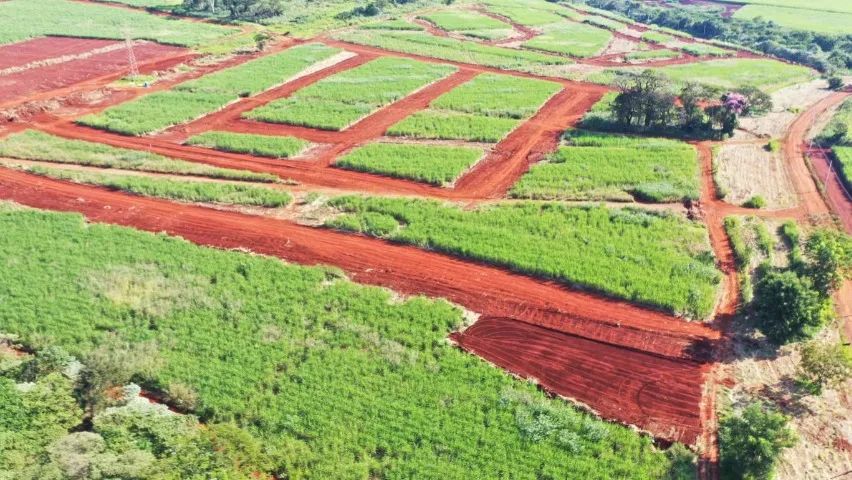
[123,28,139,79]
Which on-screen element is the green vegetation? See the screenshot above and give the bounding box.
[655,58,814,91]
[361,19,424,30]
[186,131,309,159]
[742,195,766,209]
[733,5,852,35]
[482,1,568,25]
[583,15,627,31]
[23,165,292,207]
[388,73,560,142]
[816,98,852,147]
[719,403,796,480]
[0,130,278,182]
[511,131,700,202]
[832,147,852,192]
[680,43,733,57]
[327,197,720,317]
[715,0,852,13]
[244,57,455,130]
[0,207,688,479]
[101,0,182,5]
[625,49,680,61]
[0,0,234,46]
[724,215,783,301]
[333,29,572,72]
[797,340,852,395]
[641,31,675,44]
[418,10,512,40]
[523,22,613,58]
[78,43,342,135]
[334,142,483,186]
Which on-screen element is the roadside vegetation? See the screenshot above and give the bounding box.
[0,130,278,183]
[326,197,720,318]
[244,57,455,130]
[522,22,612,58]
[22,165,293,207]
[388,73,560,142]
[186,131,309,159]
[334,142,483,186]
[78,43,342,135]
[0,0,234,46]
[511,131,700,202]
[0,207,690,479]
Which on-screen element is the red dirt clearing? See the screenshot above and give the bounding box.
[451,317,707,444]
[0,37,119,71]
[0,39,188,107]
[0,167,716,443]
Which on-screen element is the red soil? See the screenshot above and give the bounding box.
[412,18,450,38]
[451,317,708,444]
[0,167,719,442]
[807,145,852,233]
[470,7,539,46]
[0,37,118,71]
[0,38,190,108]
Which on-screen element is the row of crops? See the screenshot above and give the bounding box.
[0,207,688,479]
[511,130,701,202]
[334,142,484,186]
[77,43,343,135]
[244,56,456,131]
[326,197,721,318]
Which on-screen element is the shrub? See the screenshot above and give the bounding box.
[166,382,199,411]
[828,76,845,91]
[742,195,766,209]
[719,403,796,480]
[797,341,852,395]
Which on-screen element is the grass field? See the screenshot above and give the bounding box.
[0,207,688,479]
[655,58,815,91]
[523,22,613,58]
[481,2,569,25]
[334,142,483,186]
[361,19,424,30]
[831,147,852,192]
[327,198,720,318]
[716,0,852,13]
[583,15,628,31]
[733,5,852,34]
[681,44,734,57]
[243,57,455,131]
[816,98,852,147]
[78,43,342,135]
[99,0,182,6]
[641,31,676,44]
[0,130,278,183]
[0,0,233,46]
[418,10,513,40]
[388,73,560,142]
[186,131,309,159]
[511,131,700,202]
[333,29,572,72]
[22,165,292,207]
[625,49,681,61]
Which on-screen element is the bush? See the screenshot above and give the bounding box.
[742,195,766,209]
[719,403,796,480]
[797,341,852,395]
[828,76,845,91]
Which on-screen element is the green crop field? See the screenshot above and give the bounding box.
[583,15,627,31]
[482,2,569,25]
[0,130,277,183]
[511,131,700,202]
[523,22,613,58]
[327,197,720,318]
[361,19,424,30]
[334,142,483,186]
[733,4,852,35]
[681,44,734,57]
[77,43,342,136]
[388,73,560,142]
[418,9,513,39]
[641,31,676,44]
[333,29,572,72]
[186,131,309,159]
[625,49,681,61]
[832,147,852,192]
[22,165,292,207]
[655,58,815,91]
[716,0,852,13]
[243,57,455,131]
[0,0,233,47]
[0,207,688,479]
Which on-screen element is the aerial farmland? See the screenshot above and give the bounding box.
[0,0,849,479]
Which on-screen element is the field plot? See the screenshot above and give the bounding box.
[362,19,424,31]
[334,29,572,71]
[334,142,483,186]
[97,0,183,6]
[511,131,700,202]
[243,57,456,131]
[733,4,852,34]
[77,43,342,135]
[714,143,797,208]
[417,10,514,40]
[481,0,570,26]
[0,207,685,479]
[680,44,733,57]
[655,58,815,90]
[522,22,613,58]
[388,73,562,142]
[327,198,720,318]
[0,0,233,47]
[0,37,187,106]
[186,131,309,159]
[583,15,629,32]
[625,49,681,62]
[0,130,277,182]
[641,31,676,45]
[21,165,292,207]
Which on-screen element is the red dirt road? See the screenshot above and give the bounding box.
[451,317,708,444]
[0,167,717,443]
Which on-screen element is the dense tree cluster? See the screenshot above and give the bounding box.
[583,0,852,73]
[181,0,284,20]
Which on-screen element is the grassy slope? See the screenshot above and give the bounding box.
[327,197,720,318]
[0,207,685,479]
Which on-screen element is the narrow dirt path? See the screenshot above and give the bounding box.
[0,167,717,443]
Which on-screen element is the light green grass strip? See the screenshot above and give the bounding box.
[0,130,278,183]
[431,73,562,119]
[523,22,613,58]
[654,58,815,91]
[186,131,309,159]
[387,110,520,143]
[335,142,483,186]
[418,10,510,31]
[733,4,852,34]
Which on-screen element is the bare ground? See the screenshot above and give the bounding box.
[714,143,798,209]
[735,80,833,140]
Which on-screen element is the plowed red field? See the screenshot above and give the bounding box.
[0,37,117,71]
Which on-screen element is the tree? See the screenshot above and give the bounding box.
[183,0,283,20]
[679,82,711,133]
[798,341,852,394]
[828,76,845,90]
[802,229,852,295]
[611,70,677,130]
[736,86,773,117]
[752,270,830,344]
[719,402,796,480]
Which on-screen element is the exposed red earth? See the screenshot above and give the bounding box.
[808,145,852,232]
[0,38,189,108]
[470,7,540,45]
[0,37,118,71]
